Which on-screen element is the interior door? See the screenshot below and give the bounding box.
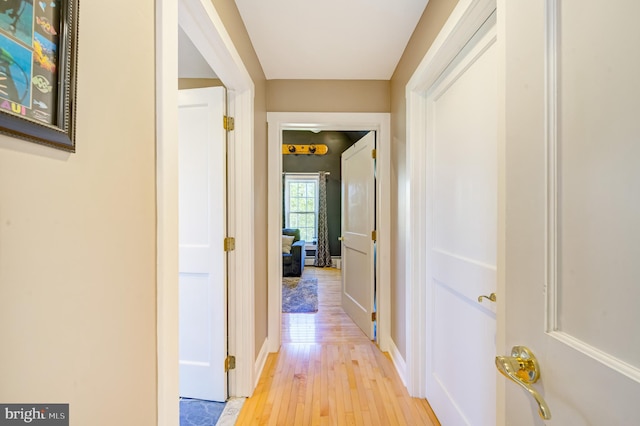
[424,15,498,425]
[341,131,376,340]
[178,86,228,402]
[502,1,640,424]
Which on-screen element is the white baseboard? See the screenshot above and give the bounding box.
[388,338,407,387]
[304,256,341,268]
[254,337,270,389]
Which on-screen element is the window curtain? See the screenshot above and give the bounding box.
[314,171,332,267]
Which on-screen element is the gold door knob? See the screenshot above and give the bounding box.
[338,236,344,241]
[495,346,551,420]
[477,293,496,303]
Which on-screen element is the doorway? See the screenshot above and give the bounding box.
[177,15,230,403]
[405,0,499,401]
[266,112,391,355]
[281,130,375,339]
[419,13,498,424]
[156,0,256,423]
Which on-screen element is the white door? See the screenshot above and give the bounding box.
[341,132,376,340]
[501,0,640,424]
[424,15,498,425]
[178,86,228,402]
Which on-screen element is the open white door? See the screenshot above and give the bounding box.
[501,1,640,423]
[424,14,498,425]
[178,86,228,402]
[341,132,376,340]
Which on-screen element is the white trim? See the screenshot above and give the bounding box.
[545,0,559,336]
[267,112,391,353]
[227,88,256,398]
[406,0,497,92]
[156,1,180,424]
[254,338,270,388]
[177,0,253,91]
[156,0,256,423]
[405,83,428,398]
[388,338,408,387]
[550,332,640,384]
[405,0,497,399]
[331,256,342,269]
[496,0,507,424]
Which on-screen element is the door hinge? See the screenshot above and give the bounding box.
[371,312,377,322]
[225,355,236,372]
[223,116,235,131]
[371,230,377,241]
[224,237,236,252]
[371,149,377,159]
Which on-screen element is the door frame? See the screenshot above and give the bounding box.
[405,0,502,412]
[156,0,256,424]
[267,112,391,353]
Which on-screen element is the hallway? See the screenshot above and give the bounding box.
[236,267,439,425]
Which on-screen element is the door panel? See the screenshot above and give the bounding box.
[426,16,497,425]
[503,0,640,424]
[178,86,227,402]
[555,1,639,365]
[341,132,375,340]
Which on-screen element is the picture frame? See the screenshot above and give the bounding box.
[0,0,78,152]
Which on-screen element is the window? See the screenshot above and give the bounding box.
[284,174,319,244]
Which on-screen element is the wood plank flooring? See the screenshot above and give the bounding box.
[236,267,440,425]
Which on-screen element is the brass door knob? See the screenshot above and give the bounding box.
[495,346,551,420]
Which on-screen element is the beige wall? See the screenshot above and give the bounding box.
[0,1,157,424]
[210,0,269,359]
[267,80,390,112]
[389,0,458,358]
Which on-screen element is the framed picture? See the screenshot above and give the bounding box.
[0,0,78,152]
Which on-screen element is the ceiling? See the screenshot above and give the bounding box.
[233,0,430,80]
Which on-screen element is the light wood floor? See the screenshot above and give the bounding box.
[236,267,440,425]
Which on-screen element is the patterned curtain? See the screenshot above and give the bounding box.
[315,171,332,267]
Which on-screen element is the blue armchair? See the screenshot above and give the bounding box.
[283,228,305,276]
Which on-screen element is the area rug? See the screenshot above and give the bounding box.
[282,276,318,313]
[179,398,225,426]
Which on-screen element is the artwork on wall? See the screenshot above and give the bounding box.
[0,0,78,151]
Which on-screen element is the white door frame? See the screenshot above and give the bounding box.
[405,0,500,402]
[267,112,391,354]
[156,0,255,424]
